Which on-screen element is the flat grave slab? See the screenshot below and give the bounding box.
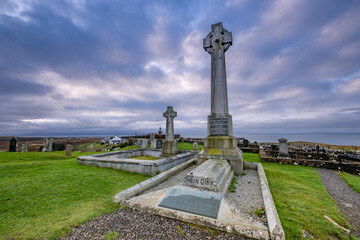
[158,187,222,219]
[182,159,231,192]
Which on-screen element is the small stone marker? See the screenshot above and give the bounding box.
[42,138,48,152]
[156,139,162,149]
[243,139,249,147]
[90,144,94,152]
[150,140,156,150]
[65,144,72,156]
[21,142,28,152]
[158,187,222,219]
[193,141,198,150]
[278,138,289,157]
[141,140,148,149]
[162,106,178,156]
[150,133,155,142]
[9,137,18,152]
[48,139,53,152]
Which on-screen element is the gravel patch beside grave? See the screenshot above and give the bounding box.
[228,170,267,224]
[317,168,360,238]
[62,208,246,240]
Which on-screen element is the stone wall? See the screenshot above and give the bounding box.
[260,150,360,175]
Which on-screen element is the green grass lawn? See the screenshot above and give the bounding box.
[244,153,353,240]
[0,151,150,239]
[177,142,203,151]
[339,172,360,194]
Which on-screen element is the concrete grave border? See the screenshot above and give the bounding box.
[114,159,285,240]
[77,149,198,176]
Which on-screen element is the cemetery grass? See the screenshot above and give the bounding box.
[0,151,150,239]
[244,153,353,240]
[339,172,360,193]
[177,142,203,151]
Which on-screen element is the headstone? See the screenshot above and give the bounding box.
[198,22,243,175]
[141,140,148,149]
[21,142,28,152]
[9,137,17,152]
[150,140,156,150]
[156,139,162,149]
[90,144,94,152]
[65,144,72,156]
[42,138,48,152]
[150,133,155,142]
[162,106,178,156]
[136,140,142,146]
[278,138,289,157]
[48,139,53,152]
[193,141,198,150]
[243,139,249,147]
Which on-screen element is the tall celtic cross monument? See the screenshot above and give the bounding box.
[161,106,178,156]
[199,22,243,174]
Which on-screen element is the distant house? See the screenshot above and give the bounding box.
[101,137,110,144]
[109,136,124,144]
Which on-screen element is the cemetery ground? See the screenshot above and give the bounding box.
[0,148,359,239]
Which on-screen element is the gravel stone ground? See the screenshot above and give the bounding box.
[62,208,246,240]
[317,168,360,238]
[228,170,267,224]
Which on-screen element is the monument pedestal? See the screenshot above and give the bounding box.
[161,140,178,157]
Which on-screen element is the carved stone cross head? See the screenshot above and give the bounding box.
[163,106,177,119]
[203,22,232,54]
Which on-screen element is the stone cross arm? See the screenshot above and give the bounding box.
[163,106,177,119]
[203,22,232,54]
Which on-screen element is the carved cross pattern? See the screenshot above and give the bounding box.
[163,106,177,119]
[203,22,232,54]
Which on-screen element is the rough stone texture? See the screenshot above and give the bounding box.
[141,139,148,149]
[193,141,198,150]
[278,138,288,157]
[65,144,72,156]
[150,139,156,150]
[163,106,177,141]
[62,208,246,240]
[203,22,232,115]
[9,137,17,152]
[162,140,178,157]
[317,168,360,238]
[182,159,231,192]
[21,142,28,152]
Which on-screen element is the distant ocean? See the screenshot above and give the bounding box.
[239,134,360,146]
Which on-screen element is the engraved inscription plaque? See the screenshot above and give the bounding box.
[158,188,222,219]
[210,118,228,136]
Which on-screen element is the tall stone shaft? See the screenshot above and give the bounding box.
[203,22,232,115]
[163,106,177,141]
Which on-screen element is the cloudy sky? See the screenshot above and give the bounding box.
[1,0,360,138]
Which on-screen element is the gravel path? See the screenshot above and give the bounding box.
[62,208,246,240]
[317,168,360,238]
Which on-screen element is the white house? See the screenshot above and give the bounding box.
[109,136,124,144]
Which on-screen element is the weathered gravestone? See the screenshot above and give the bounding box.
[21,142,28,152]
[161,106,178,156]
[150,133,155,142]
[156,139,162,149]
[278,138,289,157]
[90,144,94,152]
[42,138,48,152]
[65,144,72,156]
[141,139,148,149]
[9,137,18,152]
[198,22,243,174]
[193,141,198,150]
[150,140,156,150]
[48,139,53,152]
[243,139,249,147]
